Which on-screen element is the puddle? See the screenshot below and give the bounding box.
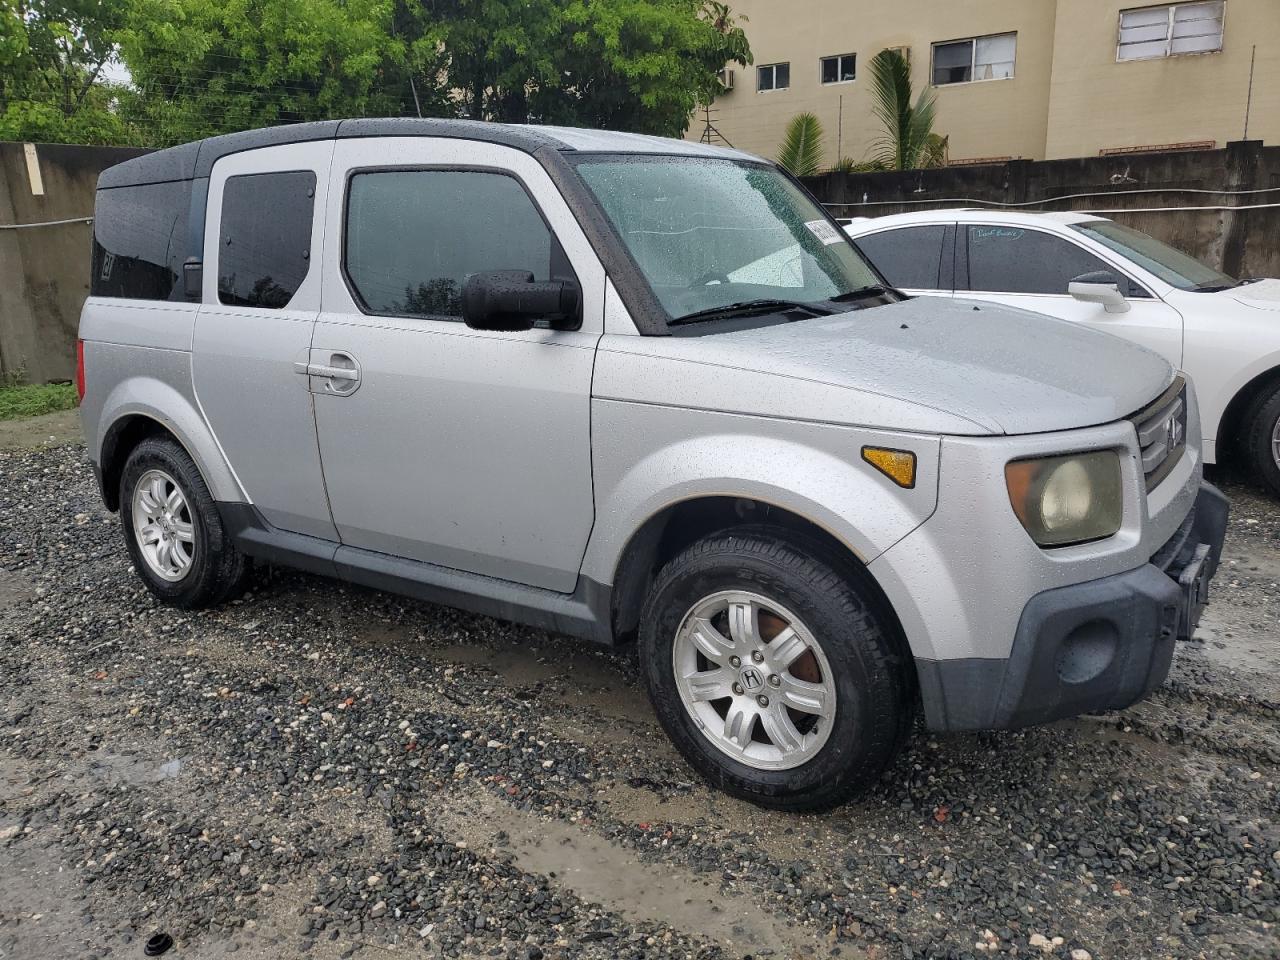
[70,751,186,786]
[1191,610,1280,679]
[421,639,659,727]
[438,784,841,959]
[0,568,35,610]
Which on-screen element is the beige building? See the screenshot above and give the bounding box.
[691,0,1279,164]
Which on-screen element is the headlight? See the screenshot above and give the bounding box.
[1005,451,1123,547]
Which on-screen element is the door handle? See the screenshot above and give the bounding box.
[305,363,359,381]
[293,357,360,381]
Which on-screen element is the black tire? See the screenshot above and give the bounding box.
[638,526,913,812]
[1242,384,1280,497]
[119,436,248,608]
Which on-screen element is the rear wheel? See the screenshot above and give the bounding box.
[119,437,248,608]
[1242,384,1280,497]
[638,527,912,811]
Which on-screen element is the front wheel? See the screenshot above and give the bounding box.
[638,527,912,811]
[1242,384,1280,498]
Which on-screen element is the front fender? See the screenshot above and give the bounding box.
[84,342,245,505]
[581,398,940,586]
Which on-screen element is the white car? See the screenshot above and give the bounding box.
[844,210,1280,495]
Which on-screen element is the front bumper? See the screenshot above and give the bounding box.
[917,482,1228,732]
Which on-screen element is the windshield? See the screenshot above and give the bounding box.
[1071,220,1236,291]
[572,156,882,324]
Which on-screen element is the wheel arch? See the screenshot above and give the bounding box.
[94,380,244,512]
[606,496,913,671]
[1215,363,1280,463]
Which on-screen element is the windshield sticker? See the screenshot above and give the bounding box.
[972,226,1024,241]
[804,219,845,245]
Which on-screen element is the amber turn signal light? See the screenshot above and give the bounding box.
[861,446,917,489]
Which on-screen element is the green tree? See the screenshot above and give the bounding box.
[4,0,750,148]
[405,0,751,136]
[0,0,131,144]
[775,112,823,178]
[867,47,946,170]
[116,0,422,146]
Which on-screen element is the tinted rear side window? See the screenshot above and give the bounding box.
[344,169,557,319]
[853,226,947,289]
[218,171,316,309]
[965,225,1137,295]
[91,181,190,300]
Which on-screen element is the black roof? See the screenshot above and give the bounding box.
[97,118,574,189]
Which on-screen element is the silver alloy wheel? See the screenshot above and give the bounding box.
[1272,412,1280,470]
[131,469,197,582]
[672,590,837,771]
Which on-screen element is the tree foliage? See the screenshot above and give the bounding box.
[406,0,751,136]
[116,0,419,145]
[0,0,750,146]
[775,112,823,178]
[867,47,946,171]
[0,0,130,143]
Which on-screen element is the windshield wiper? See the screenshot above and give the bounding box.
[830,284,893,302]
[669,298,834,326]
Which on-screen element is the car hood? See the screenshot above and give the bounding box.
[596,296,1174,435]
[1227,277,1280,312]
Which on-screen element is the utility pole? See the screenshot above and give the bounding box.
[409,75,423,118]
[1243,45,1256,139]
[837,94,843,161]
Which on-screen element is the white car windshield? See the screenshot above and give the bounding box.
[1071,220,1237,291]
[573,156,883,325]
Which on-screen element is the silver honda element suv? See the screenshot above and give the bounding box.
[78,120,1228,809]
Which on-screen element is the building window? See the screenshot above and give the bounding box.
[757,62,790,92]
[821,54,856,84]
[931,33,1017,84]
[1118,2,1224,61]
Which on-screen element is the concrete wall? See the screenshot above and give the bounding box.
[690,0,1278,164]
[0,142,149,383]
[805,140,1280,280]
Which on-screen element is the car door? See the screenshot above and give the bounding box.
[312,137,605,593]
[191,142,339,540]
[849,224,954,297]
[953,223,1184,368]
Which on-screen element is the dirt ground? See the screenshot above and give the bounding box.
[0,419,1276,960]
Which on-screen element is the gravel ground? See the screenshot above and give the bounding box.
[1,435,1277,960]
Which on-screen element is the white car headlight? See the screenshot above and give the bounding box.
[1005,451,1123,547]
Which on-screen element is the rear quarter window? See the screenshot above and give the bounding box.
[91,181,191,301]
[217,171,316,309]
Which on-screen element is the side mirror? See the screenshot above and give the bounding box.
[182,257,203,301]
[461,271,581,332]
[1068,271,1129,314]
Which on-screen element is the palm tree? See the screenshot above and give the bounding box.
[776,112,825,178]
[868,48,947,170]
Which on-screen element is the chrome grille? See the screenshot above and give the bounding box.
[1131,377,1188,492]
